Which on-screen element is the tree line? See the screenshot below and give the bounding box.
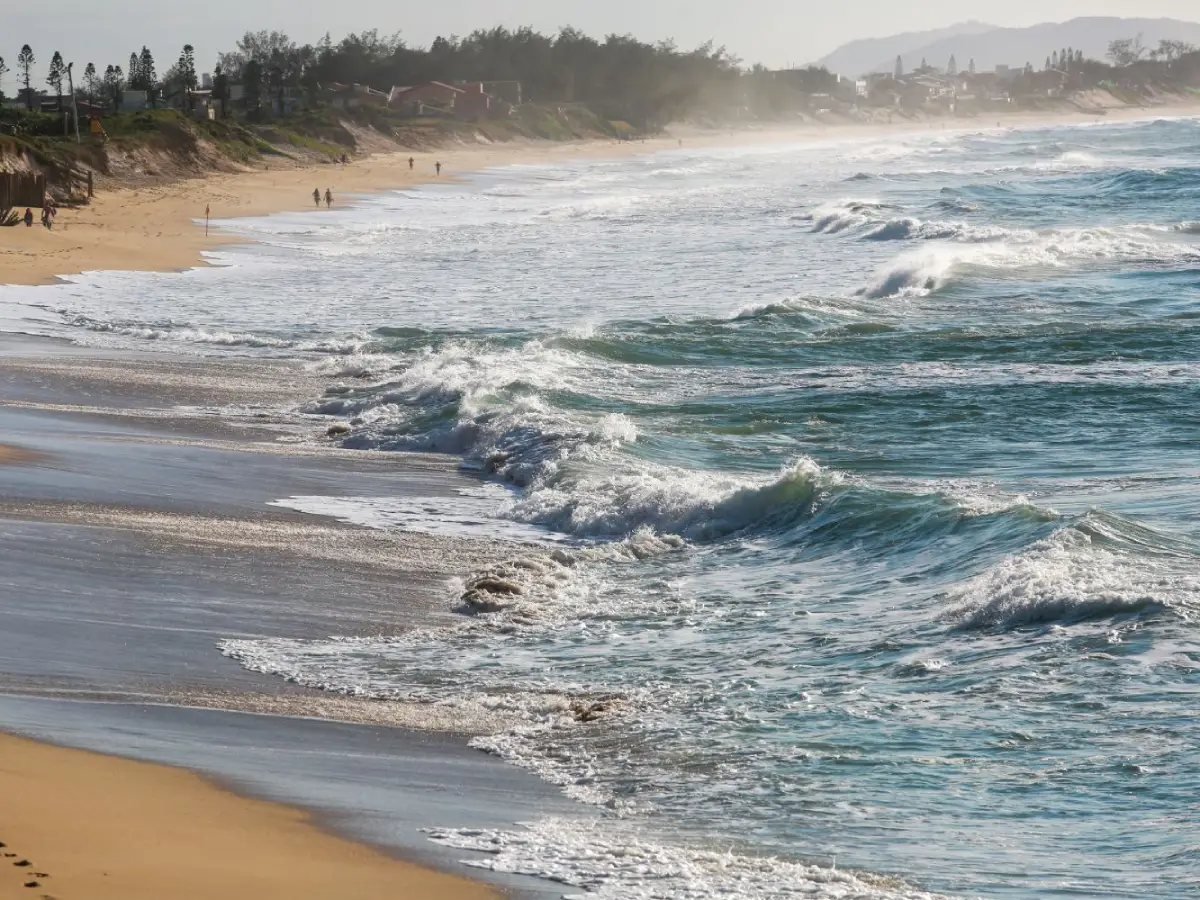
[3,27,1200,127]
[210,27,741,125]
[2,28,740,126]
[0,42,202,112]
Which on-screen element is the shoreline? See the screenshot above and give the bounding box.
[2,102,1197,289]
[0,342,575,900]
[0,730,498,900]
[0,111,1195,900]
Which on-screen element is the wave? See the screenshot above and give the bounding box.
[1091,166,1200,198]
[859,226,1200,297]
[308,334,1103,555]
[861,217,1013,243]
[807,199,893,234]
[947,516,1200,630]
[62,314,370,354]
[427,817,951,900]
[315,339,843,541]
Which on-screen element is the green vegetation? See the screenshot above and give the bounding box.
[4,24,1200,199]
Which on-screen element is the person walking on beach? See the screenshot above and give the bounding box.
[312,187,321,207]
[41,201,54,230]
[324,188,333,208]
[408,157,414,170]
[23,208,33,227]
[435,161,442,176]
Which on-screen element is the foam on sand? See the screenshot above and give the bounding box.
[427,816,952,900]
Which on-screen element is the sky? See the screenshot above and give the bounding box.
[2,0,1199,94]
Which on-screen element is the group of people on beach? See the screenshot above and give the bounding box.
[309,158,444,209]
[408,157,442,174]
[19,200,56,229]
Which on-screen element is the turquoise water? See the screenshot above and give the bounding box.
[10,118,1200,898]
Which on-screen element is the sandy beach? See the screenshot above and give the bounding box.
[0,732,495,900]
[0,136,686,287]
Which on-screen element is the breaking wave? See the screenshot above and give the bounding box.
[859,226,1200,297]
[947,516,1200,630]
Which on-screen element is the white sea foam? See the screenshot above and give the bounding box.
[808,199,890,234]
[947,524,1200,630]
[861,226,1200,297]
[62,313,372,354]
[311,338,843,541]
[426,817,951,900]
[269,487,571,544]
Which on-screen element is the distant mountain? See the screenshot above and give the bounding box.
[827,17,1200,77]
[818,22,998,77]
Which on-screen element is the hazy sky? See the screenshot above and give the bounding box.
[3,0,1198,93]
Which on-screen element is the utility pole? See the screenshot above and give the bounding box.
[66,62,81,143]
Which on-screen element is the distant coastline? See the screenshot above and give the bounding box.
[3,99,1198,290]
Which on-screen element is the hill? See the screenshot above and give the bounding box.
[836,17,1200,76]
[818,22,997,77]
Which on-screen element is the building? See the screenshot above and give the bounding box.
[119,92,148,112]
[326,82,389,109]
[388,81,463,112]
[388,81,515,119]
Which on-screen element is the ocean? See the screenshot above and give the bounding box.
[6,117,1200,899]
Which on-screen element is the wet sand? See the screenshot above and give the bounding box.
[0,731,497,900]
[0,444,39,465]
[0,340,580,898]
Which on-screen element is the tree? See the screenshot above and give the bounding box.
[243,59,263,114]
[1152,39,1195,62]
[212,62,229,118]
[1051,51,1059,69]
[140,47,158,105]
[969,58,976,75]
[17,45,35,110]
[83,62,97,106]
[894,54,903,79]
[1107,35,1146,67]
[46,51,65,110]
[177,44,197,108]
[0,57,7,104]
[947,54,957,75]
[103,64,125,111]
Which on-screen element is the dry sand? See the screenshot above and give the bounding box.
[0,136,690,287]
[3,104,1196,289]
[0,732,496,900]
